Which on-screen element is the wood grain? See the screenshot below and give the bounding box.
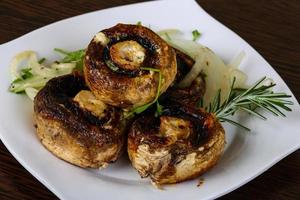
[0,0,299,199]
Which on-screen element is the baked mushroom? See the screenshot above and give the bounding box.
[84,24,177,109]
[127,104,225,185]
[34,74,126,168]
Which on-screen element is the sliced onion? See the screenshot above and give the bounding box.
[10,76,51,93]
[25,87,39,101]
[30,60,75,78]
[163,38,205,59]
[178,53,206,88]
[227,68,247,88]
[9,51,76,99]
[50,63,76,75]
[157,29,183,40]
[162,35,248,107]
[10,51,37,80]
[228,51,246,69]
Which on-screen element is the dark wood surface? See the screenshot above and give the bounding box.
[0,0,299,199]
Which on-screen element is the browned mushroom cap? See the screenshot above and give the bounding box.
[34,74,126,168]
[127,105,225,185]
[84,23,177,109]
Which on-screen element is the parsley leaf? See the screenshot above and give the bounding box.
[12,78,23,84]
[192,29,201,41]
[20,68,33,79]
[38,58,46,64]
[54,48,85,71]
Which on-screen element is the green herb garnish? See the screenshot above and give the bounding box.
[125,67,163,118]
[54,48,85,70]
[12,78,23,84]
[155,101,164,117]
[38,58,46,64]
[192,29,201,41]
[20,68,33,79]
[205,77,293,131]
[137,21,142,26]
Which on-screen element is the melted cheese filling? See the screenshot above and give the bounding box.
[73,90,107,118]
[110,40,146,70]
[94,32,110,45]
[159,116,191,143]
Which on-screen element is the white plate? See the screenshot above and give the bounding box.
[0,0,299,199]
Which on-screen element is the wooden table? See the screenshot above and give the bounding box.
[0,0,299,199]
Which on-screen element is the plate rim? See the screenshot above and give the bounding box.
[0,0,299,199]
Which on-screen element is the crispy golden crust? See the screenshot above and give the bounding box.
[127,106,225,185]
[35,115,120,168]
[84,24,177,109]
[34,74,126,168]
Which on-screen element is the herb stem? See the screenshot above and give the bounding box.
[207,76,293,130]
[54,48,69,55]
[124,67,163,118]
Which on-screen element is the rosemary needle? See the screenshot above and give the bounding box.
[206,77,293,131]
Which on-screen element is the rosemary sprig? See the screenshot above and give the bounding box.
[207,77,293,131]
[124,67,163,118]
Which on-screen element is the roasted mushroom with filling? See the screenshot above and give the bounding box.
[128,105,225,185]
[34,74,126,168]
[84,23,177,109]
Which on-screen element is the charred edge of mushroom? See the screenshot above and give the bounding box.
[66,99,119,126]
[35,74,121,129]
[174,49,195,81]
[102,35,158,77]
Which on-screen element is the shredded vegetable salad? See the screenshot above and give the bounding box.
[9,49,84,100]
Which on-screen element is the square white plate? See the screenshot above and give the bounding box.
[0,0,299,199]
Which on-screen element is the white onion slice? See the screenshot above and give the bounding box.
[228,51,246,69]
[160,34,248,107]
[25,87,39,101]
[10,51,37,80]
[157,29,183,40]
[178,53,206,88]
[9,50,76,99]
